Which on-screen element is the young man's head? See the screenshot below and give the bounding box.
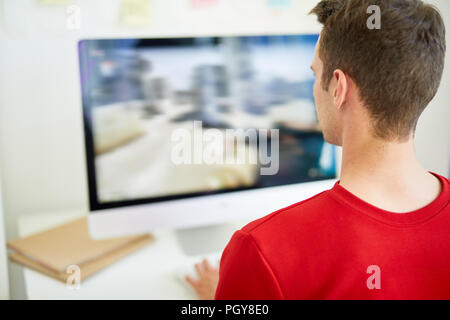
[309,0,446,146]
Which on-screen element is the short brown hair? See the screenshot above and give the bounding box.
[310,0,446,140]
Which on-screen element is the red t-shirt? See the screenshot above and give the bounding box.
[215,173,450,300]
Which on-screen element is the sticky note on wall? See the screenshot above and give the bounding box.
[266,0,293,9]
[120,0,151,27]
[190,0,219,9]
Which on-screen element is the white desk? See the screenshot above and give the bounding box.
[16,211,251,300]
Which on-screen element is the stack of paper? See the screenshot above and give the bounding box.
[7,217,153,283]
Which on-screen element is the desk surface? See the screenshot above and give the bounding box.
[17,211,250,300]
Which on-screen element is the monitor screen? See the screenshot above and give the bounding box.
[79,35,337,211]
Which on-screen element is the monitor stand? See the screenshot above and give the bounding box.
[175,223,238,257]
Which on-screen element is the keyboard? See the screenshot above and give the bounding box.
[174,252,222,289]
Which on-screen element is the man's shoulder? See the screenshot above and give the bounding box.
[241,189,337,236]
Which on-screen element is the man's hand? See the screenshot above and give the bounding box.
[185,259,219,300]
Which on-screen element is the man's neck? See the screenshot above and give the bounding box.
[339,132,442,213]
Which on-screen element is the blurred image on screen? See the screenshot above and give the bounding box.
[79,35,336,205]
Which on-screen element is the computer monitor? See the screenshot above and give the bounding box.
[79,35,338,252]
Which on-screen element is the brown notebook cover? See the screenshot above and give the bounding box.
[9,235,153,283]
[7,217,154,281]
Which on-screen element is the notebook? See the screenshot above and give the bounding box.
[7,217,154,282]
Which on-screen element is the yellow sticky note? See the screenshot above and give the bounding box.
[120,0,151,27]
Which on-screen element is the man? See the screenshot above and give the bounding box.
[186,0,450,299]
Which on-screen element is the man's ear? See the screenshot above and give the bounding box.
[332,69,348,110]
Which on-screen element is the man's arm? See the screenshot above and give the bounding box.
[215,229,285,300]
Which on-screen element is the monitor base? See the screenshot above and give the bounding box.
[175,223,238,257]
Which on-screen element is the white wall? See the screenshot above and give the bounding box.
[0,176,9,299]
[416,0,450,177]
[0,0,449,294]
